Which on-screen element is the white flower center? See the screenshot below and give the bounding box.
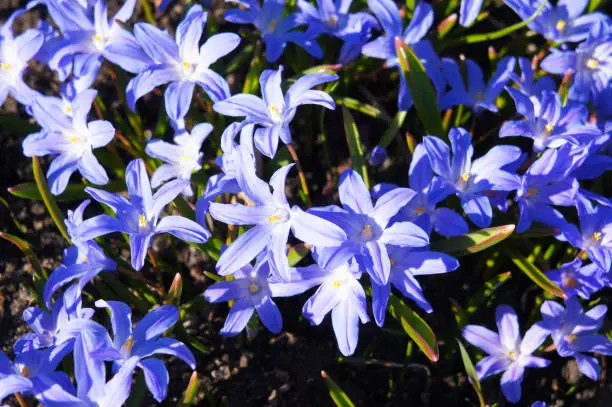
[269,104,283,122]
[92,34,107,51]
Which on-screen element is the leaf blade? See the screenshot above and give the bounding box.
[32,156,71,243]
[321,370,355,407]
[505,247,567,299]
[342,106,370,188]
[430,225,515,257]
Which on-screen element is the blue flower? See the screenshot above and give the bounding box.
[539,298,612,380]
[301,256,369,356]
[463,305,550,403]
[361,0,444,110]
[224,0,322,62]
[79,159,210,270]
[213,66,338,158]
[541,21,612,103]
[46,0,150,89]
[146,123,212,197]
[511,57,556,97]
[460,0,484,27]
[422,128,523,228]
[512,145,581,233]
[209,160,346,280]
[562,195,612,272]
[546,259,605,299]
[368,145,387,167]
[296,0,378,64]
[504,0,610,43]
[43,200,117,307]
[440,57,516,114]
[127,5,241,127]
[93,301,196,402]
[501,89,602,152]
[0,9,44,106]
[310,169,428,289]
[22,89,115,195]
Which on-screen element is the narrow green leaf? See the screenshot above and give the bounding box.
[243,44,264,94]
[9,180,125,202]
[32,156,71,243]
[288,244,310,266]
[300,64,343,75]
[0,232,45,279]
[178,371,199,407]
[449,298,469,328]
[321,371,355,407]
[378,110,407,149]
[388,294,439,362]
[440,0,547,50]
[395,38,445,138]
[457,339,486,407]
[430,225,515,257]
[335,97,387,120]
[466,272,512,314]
[504,247,567,299]
[342,106,370,188]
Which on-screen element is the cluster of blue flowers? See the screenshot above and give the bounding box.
[0,0,611,405]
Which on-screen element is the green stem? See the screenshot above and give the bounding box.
[140,0,156,25]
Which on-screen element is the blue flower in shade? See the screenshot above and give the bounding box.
[391,143,469,237]
[501,89,603,152]
[194,122,256,224]
[22,89,115,195]
[145,123,212,197]
[546,259,605,299]
[205,255,318,336]
[503,0,610,43]
[43,200,117,307]
[511,57,556,97]
[46,0,151,89]
[0,9,44,106]
[209,159,346,281]
[460,0,484,27]
[368,145,387,167]
[371,245,458,325]
[561,195,612,273]
[539,298,612,380]
[462,305,550,404]
[0,348,73,406]
[78,159,210,270]
[93,301,196,402]
[310,169,428,289]
[361,0,444,110]
[422,128,523,228]
[224,0,322,62]
[296,0,378,64]
[17,285,93,354]
[511,145,582,233]
[440,57,516,114]
[127,5,241,128]
[213,66,338,158]
[541,21,611,103]
[301,257,369,356]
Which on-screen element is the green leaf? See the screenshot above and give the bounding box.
[342,106,370,188]
[430,225,515,257]
[243,44,264,94]
[388,294,439,362]
[395,38,445,138]
[335,97,387,121]
[32,156,71,243]
[466,272,512,314]
[504,247,567,299]
[449,298,468,328]
[9,180,125,202]
[178,371,199,407]
[456,339,486,407]
[378,110,407,149]
[321,370,355,407]
[288,244,310,266]
[0,232,45,279]
[440,0,547,50]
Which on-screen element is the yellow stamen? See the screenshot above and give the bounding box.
[545,122,554,134]
[268,19,277,30]
[269,104,282,121]
[389,258,395,265]
[138,214,148,229]
[565,276,576,288]
[416,207,425,215]
[328,15,337,26]
[461,173,470,183]
[64,106,72,114]
[586,58,599,69]
[526,188,538,197]
[332,280,342,288]
[362,224,373,238]
[566,334,577,344]
[250,283,258,293]
[268,215,282,223]
[92,34,102,42]
[123,336,135,353]
[593,231,602,241]
[1,62,11,71]
[21,367,29,377]
[556,20,566,31]
[508,350,516,359]
[70,136,79,143]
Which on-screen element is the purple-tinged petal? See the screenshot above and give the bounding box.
[500,363,524,404]
[133,305,179,342]
[255,296,282,333]
[459,0,484,27]
[496,305,521,351]
[372,188,416,227]
[95,300,133,350]
[129,232,153,271]
[155,215,210,243]
[139,358,169,402]
[475,355,511,380]
[338,169,373,214]
[380,222,429,247]
[291,208,347,246]
[303,283,343,325]
[216,225,272,275]
[213,94,270,122]
[462,324,503,355]
[461,194,492,228]
[199,32,241,68]
[220,298,254,336]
